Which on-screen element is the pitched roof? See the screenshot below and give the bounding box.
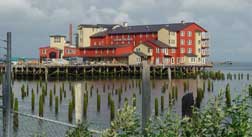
[90,22,206,38]
[79,45,129,49]
[184,53,197,57]
[133,52,150,57]
[90,31,108,38]
[50,35,66,37]
[147,40,176,49]
[78,24,117,29]
[108,22,194,34]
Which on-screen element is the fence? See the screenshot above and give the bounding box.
[0,109,102,137]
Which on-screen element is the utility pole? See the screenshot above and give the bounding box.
[141,60,151,135]
[3,32,12,137]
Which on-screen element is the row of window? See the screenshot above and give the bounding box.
[111,33,156,39]
[180,39,192,45]
[156,57,203,64]
[54,37,61,43]
[180,31,192,37]
[180,48,192,54]
[83,49,116,54]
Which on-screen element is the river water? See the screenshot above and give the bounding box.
[1,62,252,137]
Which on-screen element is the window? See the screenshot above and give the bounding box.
[198,48,201,53]
[94,42,97,46]
[83,50,86,54]
[42,49,46,54]
[156,57,160,64]
[191,57,195,63]
[146,33,148,38]
[54,37,61,43]
[128,41,130,44]
[107,49,109,54]
[137,57,141,63]
[181,57,185,63]
[198,40,201,45]
[161,49,165,53]
[188,31,192,37]
[156,48,160,53]
[165,48,168,55]
[95,49,98,54]
[181,48,185,53]
[171,57,175,64]
[112,49,115,54]
[136,48,140,52]
[171,49,176,53]
[171,40,175,44]
[148,48,152,54]
[140,34,142,38]
[180,31,185,36]
[188,40,192,45]
[111,41,114,45]
[180,39,185,45]
[188,48,192,53]
[170,32,175,36]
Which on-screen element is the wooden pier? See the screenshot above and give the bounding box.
[0,64,212,80]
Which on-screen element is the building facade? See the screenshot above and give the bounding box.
[39,22,210,65]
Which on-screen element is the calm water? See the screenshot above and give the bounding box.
[1,62,252,137]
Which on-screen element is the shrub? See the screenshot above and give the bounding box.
[103,102,141,137]
[65,123,91,137]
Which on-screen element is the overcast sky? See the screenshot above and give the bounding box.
[0,0,251,62]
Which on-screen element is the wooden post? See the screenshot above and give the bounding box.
[142,61,151,134]
[45,67,48,81]
[167,67,171,80]
[74,83,83,124]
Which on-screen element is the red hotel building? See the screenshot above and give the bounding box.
[40,21,210,65]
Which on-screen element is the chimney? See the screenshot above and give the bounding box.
[69,24,73,45]
[181,20,185,24]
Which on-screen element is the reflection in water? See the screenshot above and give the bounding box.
[8,74,251,132]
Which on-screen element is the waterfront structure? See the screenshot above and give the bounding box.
[39,21,210,65]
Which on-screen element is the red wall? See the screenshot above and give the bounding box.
[39,47,60,59]
[90,33,158,47]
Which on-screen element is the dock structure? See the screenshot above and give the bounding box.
[0,64,212,80]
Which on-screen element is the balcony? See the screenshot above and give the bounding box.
[201,50,209,57]
[201,41,209,48]
[201,32,209,41]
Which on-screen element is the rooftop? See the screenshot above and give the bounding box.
[90,22,205,38]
